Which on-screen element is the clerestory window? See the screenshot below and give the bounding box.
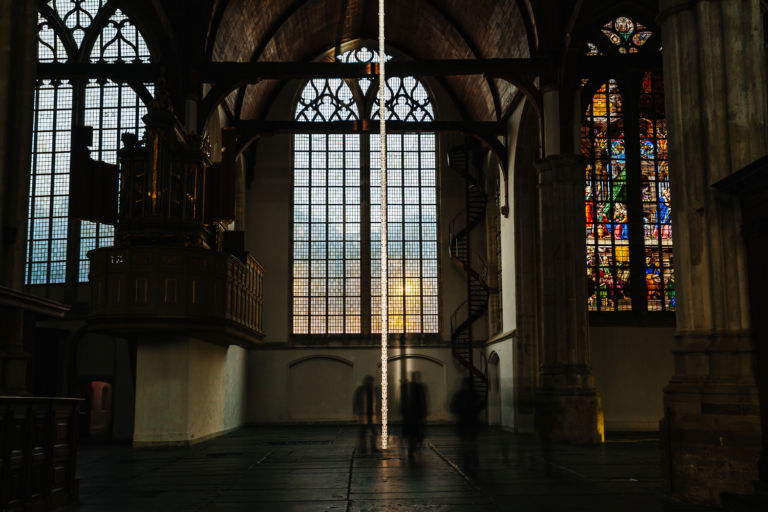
[291,47,439,336]
[28,0,153,285]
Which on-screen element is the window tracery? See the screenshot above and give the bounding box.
[90,9,151,63]
[372,77,435,122]
[38,15,68,63]
[295,79,358,122]
[54,0,107,47]
[601,16,653,54]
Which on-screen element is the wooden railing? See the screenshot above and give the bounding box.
[0,397,81,511]
[87,246,265,346]
[226,254,264,335]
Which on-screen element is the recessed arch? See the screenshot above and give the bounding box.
[384,353,445,367]
[288,354,354,368]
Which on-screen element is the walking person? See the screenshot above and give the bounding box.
[353,375,379,454]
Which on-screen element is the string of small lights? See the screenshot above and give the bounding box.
[378,0,389,450]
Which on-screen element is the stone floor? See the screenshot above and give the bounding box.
[69,426,720,511]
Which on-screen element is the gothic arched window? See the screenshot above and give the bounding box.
[292,47,438,335]
[28,1,153,285]
[582,16,674,313]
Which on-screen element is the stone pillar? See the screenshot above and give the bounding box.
[0,0,37,289]
[535,154,603,444]
[659,0,767,502]
[0,0,39,395]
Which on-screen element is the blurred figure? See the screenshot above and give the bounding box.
[401,371,428,459]
[353,375,378,454]
[450,377,485,474]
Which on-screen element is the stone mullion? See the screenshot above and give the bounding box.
[360,132,371,336]
[620,75,647,315]
[64,78,84,295]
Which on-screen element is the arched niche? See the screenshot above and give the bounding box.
[287,355,354,421]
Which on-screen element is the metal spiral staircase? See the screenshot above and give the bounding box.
[447,142,490,406]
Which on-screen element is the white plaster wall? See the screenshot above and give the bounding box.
[134,338,189,444]
[187,340,247,440]
[134,337,247,445]
[484,339,515,430]
[288,357,353,420]
[499,180,516,334]
[247,347,465,424]
[500,107,524,334]
[590,326,675,431]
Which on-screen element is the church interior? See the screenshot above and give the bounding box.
[0,0,766,510]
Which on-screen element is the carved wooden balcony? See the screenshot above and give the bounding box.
[87,246,264,347]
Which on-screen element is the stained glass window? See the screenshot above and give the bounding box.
[602,16,653,54]
[292,47,438,335]
[583,75,673,312]
[582,15,671,314]
[639,72,674,311]
[584,80,631,312]
[29,2,153,285]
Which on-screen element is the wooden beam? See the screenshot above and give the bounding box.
[38,58,547,82]
[37,62,161,82]
[576,54,663,75]
[235,120,505,137]
[233,120,508,177]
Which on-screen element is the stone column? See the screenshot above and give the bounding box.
[0,0,37,289]
[0,0,39,395]
[535,154,603,444]
[659,0,767,502]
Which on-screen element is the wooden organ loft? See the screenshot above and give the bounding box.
[72,108,264,346]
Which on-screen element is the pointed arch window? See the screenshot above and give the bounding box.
[292,47,439,336]
[28,1,154,285]
[582,16,674,314]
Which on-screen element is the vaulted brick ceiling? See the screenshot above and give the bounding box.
[209,0,533,121]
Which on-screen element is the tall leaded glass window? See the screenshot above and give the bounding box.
[292,48,438,335]
[639,72,674,311]
[584,80,630,311]
[293,80,361,335]
[28,81,74,284]
[29,1,154,285]
[582,16,674,313]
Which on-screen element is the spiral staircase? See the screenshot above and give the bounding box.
[447,142,490,406]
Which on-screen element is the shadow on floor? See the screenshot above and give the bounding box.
[68,426,721,511]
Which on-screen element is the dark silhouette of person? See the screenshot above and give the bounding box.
[450,377,485,474]
[401,371,428,458]
[353,375,378,454]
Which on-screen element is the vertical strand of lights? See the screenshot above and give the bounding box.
[378,0,388,450]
